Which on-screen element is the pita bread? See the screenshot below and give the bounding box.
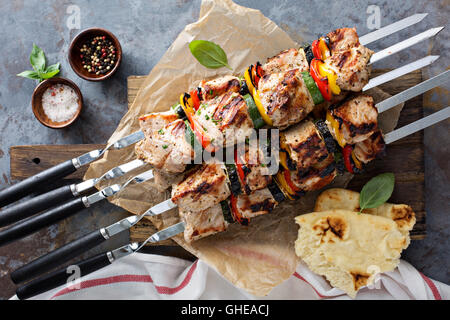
[295,210,410,298]
[314,188,416,234]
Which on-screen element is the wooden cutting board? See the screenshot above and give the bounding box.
[9,69,425,242]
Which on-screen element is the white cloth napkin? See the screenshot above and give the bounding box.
[13,253,448,300]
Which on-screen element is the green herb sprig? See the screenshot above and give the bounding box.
[189,40,232,70]
[359,173,395,213]
[17,44,60,82]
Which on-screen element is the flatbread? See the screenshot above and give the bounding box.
[314,188,416,234]
[294,209,411,298]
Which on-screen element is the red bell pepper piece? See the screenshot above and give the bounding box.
[311,39,322,59]
[190,90,201,111]
[283,169,301,193]
[234,149,246,185]
[230,194,249,226]
[310,59,332,101]
[342,145,354,174]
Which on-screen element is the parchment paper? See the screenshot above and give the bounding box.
[85,0,403,296]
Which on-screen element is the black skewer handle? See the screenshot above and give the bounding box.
[16,252,112,300]
[11,229,107,284]
[0,184,77,228]
[0,159,77,208]
[0,197,87,248]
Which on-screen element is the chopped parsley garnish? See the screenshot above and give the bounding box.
[205,114,210,120]
[158,129,164,135]
[260,163,266,167]
[223,104,230,109]
[202,126,208,132]
[162,145,168,149]
[209,89,213,95]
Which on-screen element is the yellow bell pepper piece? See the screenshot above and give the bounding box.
[252,87,273,126]
[318,38,330,59]
[244,67,255,95]
[279,151,290,170]
[326,110,346,148]
[275,171,295,200]
[179,93,194,115]
[351,150,363,170]
[318,61,341,95]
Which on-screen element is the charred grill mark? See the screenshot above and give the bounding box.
[337,51,351,69]
[249,198,275,213]
[217,98,249,130]
[266,69,298,115]
[319,163,336,178]
[348,122,376,137]
[327,29,345,52]
[203,79,240,100]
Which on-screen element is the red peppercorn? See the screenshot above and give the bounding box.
[102,36,106,40]
[80,54,84,58]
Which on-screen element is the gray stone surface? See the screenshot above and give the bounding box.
[0,0,448,299]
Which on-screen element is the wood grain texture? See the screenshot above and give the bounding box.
[9,70,425,244]
[10,144,104,180]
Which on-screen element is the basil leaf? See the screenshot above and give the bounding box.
[30,44,46,73]
[41,63,60,79]
[17,70,41,80]
[189,40,232,70]
[359,173,395,212]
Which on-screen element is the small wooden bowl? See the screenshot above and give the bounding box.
[31,78,83,129]
[68,28,122,81]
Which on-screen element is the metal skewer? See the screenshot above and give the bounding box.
[10,172,166,284]
[0,131,145,209]
[359,13,428,45]
[369,27,444,65]
[0,169,155,248]
[384,107,450,144]
[363,55,440,91]
[15,222,184,300]
[0,159,146,228]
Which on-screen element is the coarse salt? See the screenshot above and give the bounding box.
[42,84,79,122]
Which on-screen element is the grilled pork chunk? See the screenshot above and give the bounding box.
[281,120,333,176]
[171,163,231,212]
[326,94,378,145]
[258,69,315,128]
[262,48,309,75]
[191,91,255,147]
[180,204,229,243]
[236,188,277,219]
[324,28,374,92]
[135,118,194,173]
[138,111,179,136]
[236,144,272,194]
[290,163,337,193]
[199,75,241,101]
[353,130,386,163]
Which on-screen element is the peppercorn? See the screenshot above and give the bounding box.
[80,35,117,75]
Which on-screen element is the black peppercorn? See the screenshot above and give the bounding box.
[80,35,117,75]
